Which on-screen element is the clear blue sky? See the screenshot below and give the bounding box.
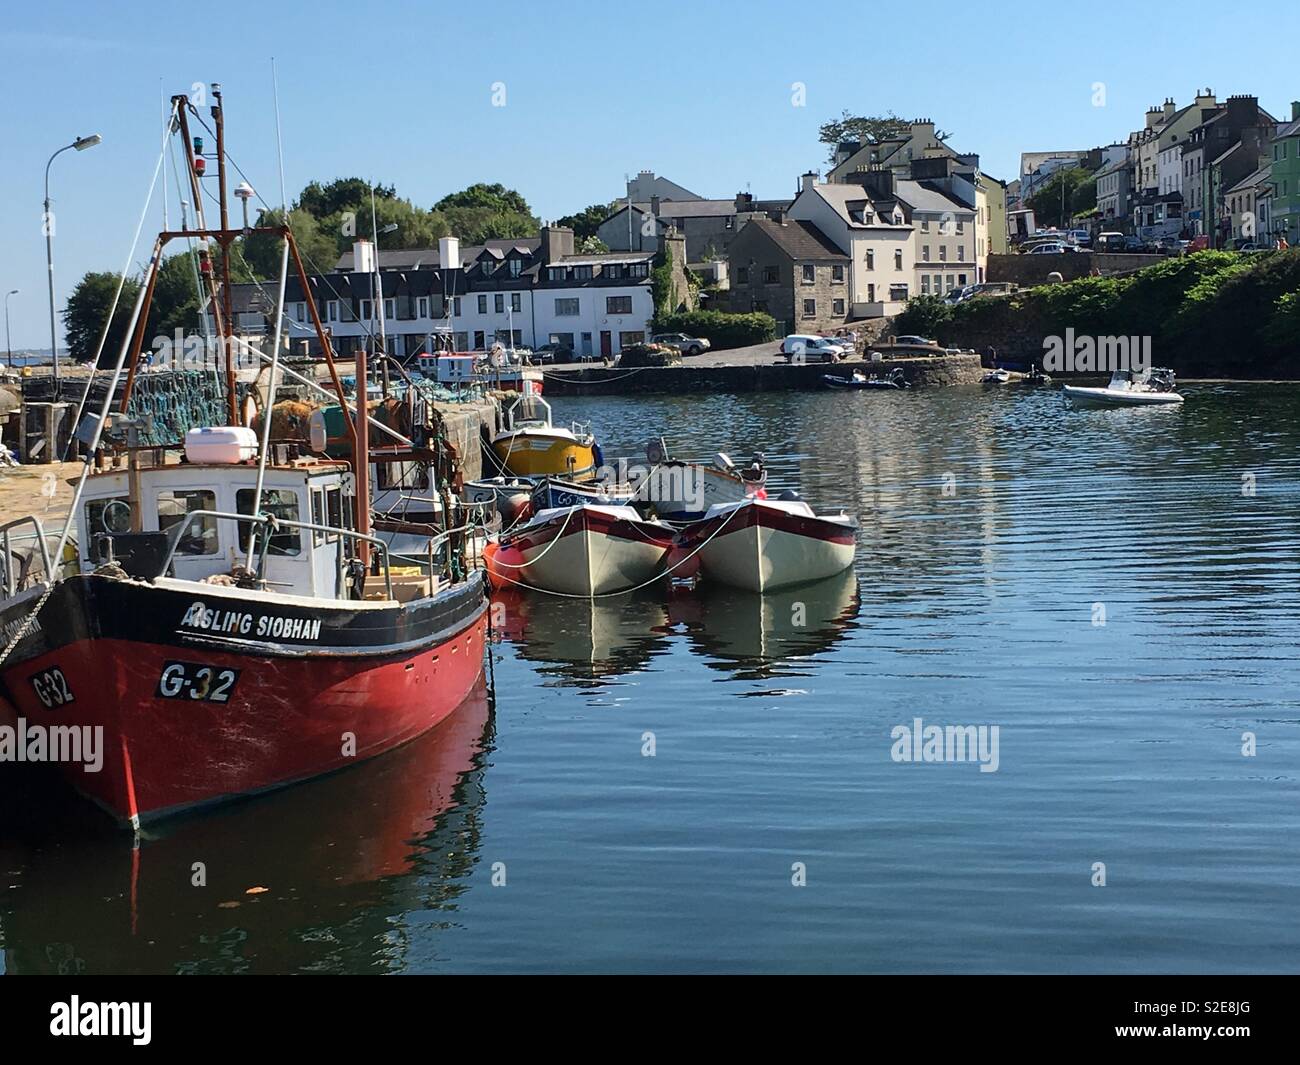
[1,0,1296,348]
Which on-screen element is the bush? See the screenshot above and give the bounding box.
[652,309,776,350]
[618,343,682,368]
[894,295,953,341]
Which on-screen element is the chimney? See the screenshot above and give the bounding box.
[1145,106,1163,130]
[1293,101,1300,121]
[846,168,895,199]
[911,119,936,145]
[1226,94,1258,130]
[801,171,818,193]
[1195,88,1216,107]
[1163,98,1176,119]
[540,225,574,265]
[353,238,375,274]
[438,236,460,271]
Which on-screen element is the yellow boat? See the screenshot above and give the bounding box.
[490,396,600,481]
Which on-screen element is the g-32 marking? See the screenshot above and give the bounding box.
[157,661,239,703]
[30,668,75,709]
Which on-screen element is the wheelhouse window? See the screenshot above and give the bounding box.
[157,490,218,555]
[310,486,326,546]
[84,497,131,539]
[236,489,302,556]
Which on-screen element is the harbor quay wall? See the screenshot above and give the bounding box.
[540,354,983,396]
[986,252,1164,286]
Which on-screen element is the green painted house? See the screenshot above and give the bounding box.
[1271,102,1300,244]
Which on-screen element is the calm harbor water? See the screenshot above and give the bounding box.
[3,382,1300,974]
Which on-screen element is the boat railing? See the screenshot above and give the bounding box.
[156,509,394,600]
[0,515,56,598]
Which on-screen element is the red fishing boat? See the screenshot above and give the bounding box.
[0,89,488,826]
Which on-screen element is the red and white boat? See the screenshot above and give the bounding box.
[672,496,857,593]
[0,89,488,827]
[486,503,674,596]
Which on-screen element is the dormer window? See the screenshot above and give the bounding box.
[509,259,522,277]
[481,261,492,276]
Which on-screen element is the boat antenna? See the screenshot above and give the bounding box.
[246,234,291,570]
[271,56,288,214]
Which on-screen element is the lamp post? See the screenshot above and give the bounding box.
[44,133,103,388]
[5,290,17,368]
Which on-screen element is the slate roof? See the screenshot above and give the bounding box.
[743,219,848,260]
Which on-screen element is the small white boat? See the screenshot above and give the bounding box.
[982,368,1012,384]
[637,440,767,522]
[1063,367,1184,407]
[489,504,675,596]
[672,495,857,593]
[530,476,636,512]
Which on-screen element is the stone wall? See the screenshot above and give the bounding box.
[543,353,983,396]
[987,252,1165,285]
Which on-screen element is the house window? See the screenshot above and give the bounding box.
[417,297,429,318]
[481,261,492,277]
[921,219,930,232]
[751,300,768,313]
[763,265,780,284]
[922,245,931,262]
[628,263,649,278]
[509,259,522,277]
[495,294,505,313]
[511,293,521,313]
[555,298,579,316]
[474,331,485,349]
[573,266,593,280]
[957,274,968,286]
[889,284,908,301]
[866,250,875,270]
[548,267,565,281]
[618,331,644,348]
[940,246,948,262]
[894,249,903,270]
[832,298,845,315]
[737,267,749,284]
[831,265,845,283]
[477,295,488,314]
[606,296,633,314]
[957,246,966,262]
[360,298,373,321]
[956,221,964,234]
[801,264,815,284]
[326,300,338,322]
[867,283,876,302]
[802,299,816,318]
[294,302,305,323]
[384,298,395,319]
[922,275,931,294]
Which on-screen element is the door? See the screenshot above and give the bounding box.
[599,331,612,358]
[581,333,593,358]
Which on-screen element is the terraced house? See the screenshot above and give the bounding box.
[1271,102,1300,245]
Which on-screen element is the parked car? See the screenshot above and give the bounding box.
[531,342,574,364]
[1187,234,1211,252]
[1027,242,1067,254]
[1097,231,1125,252]
[651,332,711,356]
[1233,239,1264,252]
[1157,237,1184,256]
[780,335,847,363]
[893,335,938,346]
[1066,229,1092,247]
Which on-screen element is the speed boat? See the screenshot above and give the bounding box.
[484,503,675,596]
[671,494,857,593]
[1063,367,1184,408]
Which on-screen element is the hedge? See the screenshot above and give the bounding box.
[652,310,777,350]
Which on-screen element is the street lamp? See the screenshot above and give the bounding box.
[44,133,103,388]
[5,290,17,368]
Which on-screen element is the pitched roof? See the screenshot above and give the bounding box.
[1225,163,1272,194]
[810,184,910,229]
[743,219,848,260]
[894,179,974,215]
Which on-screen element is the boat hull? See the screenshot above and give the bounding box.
[682,502,856,593]
[490,432,597,480]
[639,462,759,522]
[499,507,672,596]
[0,572,488,825]
[1063,385,1183,407]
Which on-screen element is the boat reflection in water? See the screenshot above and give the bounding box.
[490,586,672,687]
[669,567,860,681]
[0,681,493,975]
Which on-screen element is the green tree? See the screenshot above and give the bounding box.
[434,183,539,244]
[556,202,617,241]
[298,178,396,220]
[147,252,204,339]
[818,111,950,162]
[240,208,342,278]
[63,271,143,366]
[1027,168,1096,229]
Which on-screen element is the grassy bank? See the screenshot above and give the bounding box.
[896,250,1300,377]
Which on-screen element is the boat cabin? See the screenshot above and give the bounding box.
[77,457,357,599]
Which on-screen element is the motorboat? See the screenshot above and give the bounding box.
[530,475,636,512]
[464,475,534,522]
[485,503,675,596]
[488,395,600,480]
[982,368,1012,384]
[671,494,857,593]
[823,368,907,390]
[636,439,767,523]
[1063,367,1184,408]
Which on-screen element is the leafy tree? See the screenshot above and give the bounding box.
[1027,168,1096,229]
[63,271,142,367]
[147,252,204,338]
[556,202,617,241]
[576,235,609,254]
[240,208,342,278]
[298,178,396,220]
[818,111,950,162]
[434,183,539,244]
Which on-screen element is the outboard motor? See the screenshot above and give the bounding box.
[776,489,801,503]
